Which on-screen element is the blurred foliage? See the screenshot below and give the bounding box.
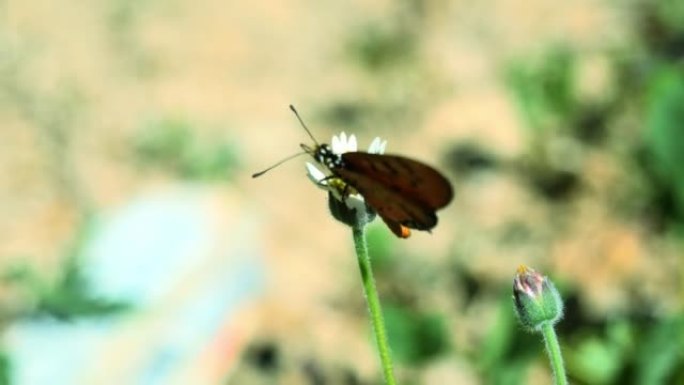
[507,47,577,136]
[317,100,372,132]
[505,47,589,202]
[347,23,417,72]
[443,141,499,176]
[243,341,280,374]
[470,287,684,385]
[41,217,129,320]
[0,47,92,211]
[329,1,431,136]
[0,217,129,382]
[364,224,396,272]
[437,14,684,374]
[317,98,422,138]
[0,352,8,385]
[106,0,158,76]
[643,67,684,223]
[565,318,632,385]
[500,2,684,374]
[2,217,129,321]
[639,0,684,61]
[32,257,129,321]
[383,303,449,366]
[366,228,452,375]
[651,0,684,35]
[345,0,423,73]
[477,295,539,385]
[133,117,240,181]
[506,46,612,146]
[634,315,684,384]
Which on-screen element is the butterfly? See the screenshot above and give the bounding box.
[253,105,453,238]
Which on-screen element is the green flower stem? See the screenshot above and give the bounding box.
[541,321,568,385]
[352,224,396,385]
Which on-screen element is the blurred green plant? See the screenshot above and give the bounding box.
[317,101,371,132]
[506,45,613,146]
[106,0,158,76]
[347,24,417,72]
[366,225,452,370]
[384,303,449,366]
[0,217,128,383]
[638,0,684,61]
[364,224,397,272]
[33,257,129,321]
[134,117,240,181]
[0,45,92,213]
[2,217,129,321]
[336,2,431,136]
[0,352,9,385]
[506,48,576,136]
[345,0,431,74]
[478,287,649,385]
[505,48,589,202]
[566,323,629,385]
[652,0,684,34]
[634,314,684,384]
[643,67,684,224]
[478,295,538,385]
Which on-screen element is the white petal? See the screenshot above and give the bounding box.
[368,137,387,154]
[368,137,381,153]
[348,134,357,152]
[340,132,347,146]
[331,134,341,153]
[379,139,387,154]
[345,194,366,210]
[305,162,328,186]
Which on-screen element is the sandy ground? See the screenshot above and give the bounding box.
[1,1,678,384]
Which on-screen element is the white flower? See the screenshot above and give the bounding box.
[305,132,387,218]
[331,131,357,154]
[367,137,388,154]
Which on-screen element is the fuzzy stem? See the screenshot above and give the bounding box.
[541,321,568,385]
[352,224,396,385]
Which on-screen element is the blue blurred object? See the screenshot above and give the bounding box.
[6,187,264,385]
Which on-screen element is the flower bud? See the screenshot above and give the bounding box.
[512,265,564,331]
[304,132,385,230]
[328,191,376,228]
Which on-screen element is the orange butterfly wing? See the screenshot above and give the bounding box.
[381,219,412,238]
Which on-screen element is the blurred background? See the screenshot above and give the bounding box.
[1,0,683,384]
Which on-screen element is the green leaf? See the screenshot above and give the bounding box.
[645,67,684,218]
[383,304,449,365]
[635,315,684,385]
[506,47,576,134]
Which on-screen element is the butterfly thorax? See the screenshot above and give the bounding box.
[313,144,345,170]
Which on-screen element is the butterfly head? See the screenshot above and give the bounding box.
[300,143,344,170]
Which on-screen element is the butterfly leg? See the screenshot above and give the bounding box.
[316,175,336,188]
[342,182,352,197]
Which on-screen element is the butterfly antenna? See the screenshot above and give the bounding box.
[290,105,319,146]
[252,151,308,178]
